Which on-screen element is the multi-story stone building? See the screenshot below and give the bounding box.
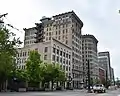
[82,34,99,85]
[23,27,37,47]
[17,38,72,83]
[98,51,111,81]
[110,67,115,85]
[18,11,84,89]
[98,67,105,84]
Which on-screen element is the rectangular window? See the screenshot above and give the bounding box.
[17,53,19,57]
[20,52,22,57]
[59,31,61,34]
[66,40,68,44]
[57,49,59,54]
[60,58,62,63]
[66,60,68,64]
[66,66,68,71]
[23,52,24,57]
[69,67,70,71]
[44,47,48,52]
[63,59,65,64]
[53,47,56,53]
[58,36,60,40]
[60,51,62,56]
[52,55,55,61]
[66,53,68,58]
[44,55,47,60]
[57,56,59,62]
[63,30,65,34]
[66,29,68,33]
[69,61,71,65]
[63,52,65,57]
[24,52,26,56]
[46,37,48,41]
[63,65,65,70]
[69,55,71,59]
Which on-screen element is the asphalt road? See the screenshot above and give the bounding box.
[0,89,120,96]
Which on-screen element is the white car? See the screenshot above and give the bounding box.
[93,84,106,93]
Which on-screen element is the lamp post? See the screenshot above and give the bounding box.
[87,59,92,93]
[67,75,72,89]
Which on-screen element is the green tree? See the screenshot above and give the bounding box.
[10,69,27,81]
[43,63,66,90]
[25,50,43,87]
[0,27,21,90]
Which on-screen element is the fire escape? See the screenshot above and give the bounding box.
[34,23,44,43]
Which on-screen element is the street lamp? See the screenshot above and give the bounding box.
[87,60,92,93]
[83,45,92,93]
[67,75,72,89]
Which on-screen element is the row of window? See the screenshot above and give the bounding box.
[55,18,70,24]
[25,29,36,36]
[82,55,92,58]
[17,65,26,69]
[17,64,71,72]
[72,46,81,54]
[52,54,71,65]
[24,40,35,45]
[82,39,93,42]
[46,24,69,32]
[72,65,81,70]
[45,35,68,45]
[55,15,69,20]
[82,51,92,54]
[72,52,81,59]
[72,35,81,44]
[16,58,26,64]
[73,73,81,78]
[53,47,71,59]
[72,41,80,49]
[72,58,81,64]
[61,65,71,72]
[25,35,35,40]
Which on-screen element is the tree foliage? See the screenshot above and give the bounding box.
[25,51,66,88]
[26,50,43,83]
[0,27,22,88]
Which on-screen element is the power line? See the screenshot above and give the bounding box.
[0,13,8,18]
[0,13,23,33]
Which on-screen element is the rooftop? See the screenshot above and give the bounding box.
[53,10,83,27]
[82,34,98,43]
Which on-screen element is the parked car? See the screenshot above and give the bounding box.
[93,84,106,93]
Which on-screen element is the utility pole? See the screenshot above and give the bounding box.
[87,59,91,93]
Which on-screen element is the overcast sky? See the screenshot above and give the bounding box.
[0,0,120,78]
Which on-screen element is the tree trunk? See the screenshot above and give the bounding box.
[39,82,42,88]
[56,82,58,87]
[0,83,2,92]
[51,81,54,90]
